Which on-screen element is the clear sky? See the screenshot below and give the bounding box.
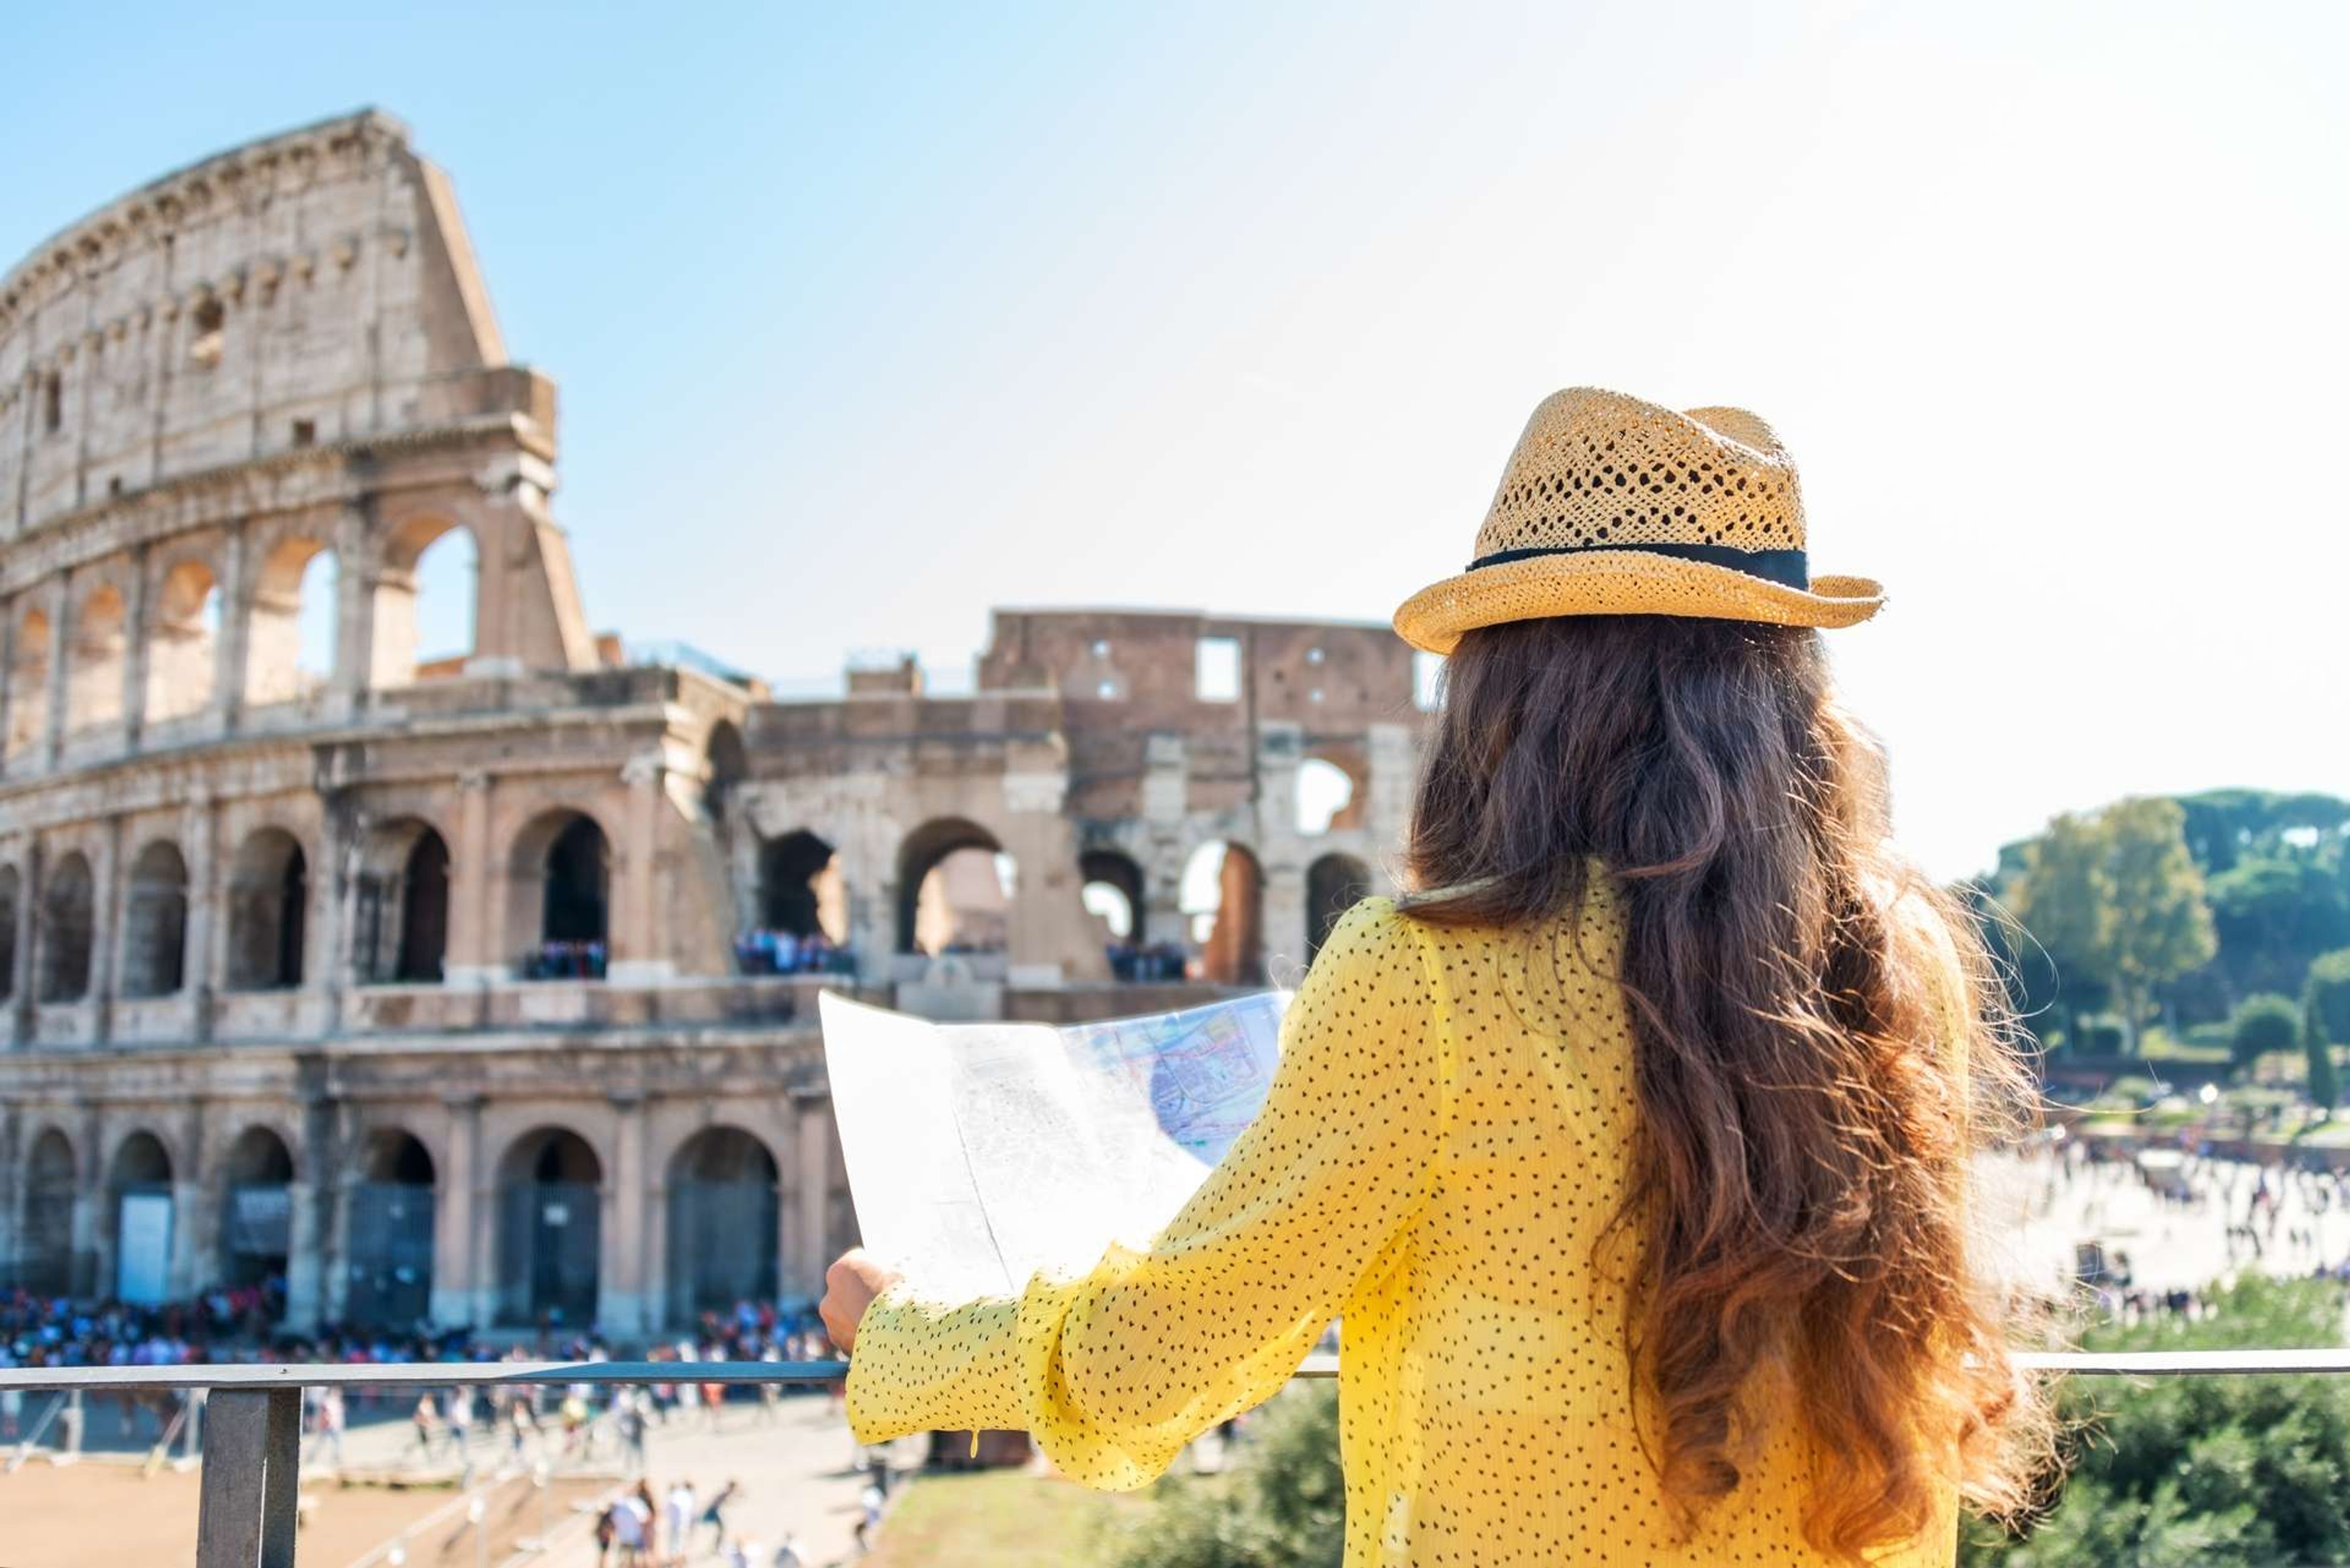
[7,1,2344,881]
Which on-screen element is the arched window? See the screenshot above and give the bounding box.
[37,851,95,1002]
[1181,841,1265,985]
[66,584,127,734]
[510,811,610,979]
[219,1127,294,1314]
[1296,752,1365,835]
[244,537,337,707]
[122,840,190,997]
[107,1132,174,1306]
[347,1130,436,1327]
[373,517,477,689]
[666,1127,780,1327]
[897,818,1010,957]
[494,1128,603,1327]
[226,829,307,990]
[354,820,450,984]
[188,296,225,370]
[8,608,50,760]
[146,561,220,723]
[24,1129,77,1294]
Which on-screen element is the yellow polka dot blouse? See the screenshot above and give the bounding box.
[846,887,1958,1566]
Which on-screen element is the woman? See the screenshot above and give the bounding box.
[821,388,2047,1564]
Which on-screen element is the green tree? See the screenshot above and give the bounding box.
[2228,992,2299,1070]
[2308,949,2350,1045]
[1106,1384,1344,1568]
[2009,813,2116,1052]
[2100,797,2218,1050]
[2303,949,2350,1114]
[1964,1275,2350,1567]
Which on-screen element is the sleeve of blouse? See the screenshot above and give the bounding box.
[843,894,1449,1489]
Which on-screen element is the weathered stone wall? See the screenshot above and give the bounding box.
[0,113,1440,1343]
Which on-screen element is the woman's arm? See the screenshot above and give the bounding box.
[833,895,1450,1490]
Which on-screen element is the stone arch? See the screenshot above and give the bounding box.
[218,1125,294,1309]
[355,817,450,984]
[509,808,610,977]
[1305,851,1373,968]
[23,1127,77,1295]
[244,533,337,706]
[1297,746,1368,834]
[493,1126,603,1327]
[756,830,845,944]
[346,1127,437,1328]
[1182,840,1264,985]
[373,513,477,688]
[121,838,190,997]
[106,1129,175,1305]
[37,850,95,1002]
[145,558,220,723]
[897,817,1009,957]
[8,606,50,760]
[226,827,308,990]
[0,864,18,1002]
[664,1126,780,1327]
[1080,848,1146,950]
[65,581,127,734]
[705,721,747,821]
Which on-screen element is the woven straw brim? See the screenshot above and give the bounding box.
[1392,550,1884,655]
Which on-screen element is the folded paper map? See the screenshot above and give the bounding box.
[820,990,1291,1300]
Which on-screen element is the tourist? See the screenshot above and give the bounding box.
[852,1481,883,1552]
[772,1534,804,1568]
[610,1486,652,1566]
[616,1389,649,1476]
[819,388,2054,1564]
[662,1478,697,1566]
[410,1391,442,1463]
[700,1477,741,1552]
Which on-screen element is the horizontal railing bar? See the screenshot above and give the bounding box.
[1,1347,2344,1394]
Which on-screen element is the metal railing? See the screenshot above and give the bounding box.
[4,1350,2350,1567]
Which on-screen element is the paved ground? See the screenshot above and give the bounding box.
[1977,1147,2349,1294]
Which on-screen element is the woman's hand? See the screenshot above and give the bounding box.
[819,1249,903,1353]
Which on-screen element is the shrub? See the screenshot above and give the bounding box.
[2308,949,2350,1047]
[1963,1275,2350,1566]
[2230,993,2301,1068]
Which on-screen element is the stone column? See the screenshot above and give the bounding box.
[181,796,218,1043]
[38,587,66,769]
[0,1107,21,1291]
[793,1101,832,1302]
[444,770,498,986]
[91,815,122,1043]
[326,506,376,721]
[10,843,39,1045]
[283,1097,335,1332]
[118,545,151,750]
[603,1094,647,1335]
[609,752,671,984]
[432,1095,488,1330]
[0,607,16,779]
[210,523,250,734]
[168,1101,206,1301]
[73,1107,104,1298]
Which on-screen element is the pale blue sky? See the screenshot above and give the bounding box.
[7,2,2344,879]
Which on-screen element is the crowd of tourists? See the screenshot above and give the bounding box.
[731,928,856,976]
[1105,937,1192,982]
[523,939,610,979]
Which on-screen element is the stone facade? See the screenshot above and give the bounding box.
[0,112,1433,1341]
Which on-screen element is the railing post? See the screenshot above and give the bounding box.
[195,1387,300,1568]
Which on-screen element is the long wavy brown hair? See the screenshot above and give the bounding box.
[1398,614,2048,1560]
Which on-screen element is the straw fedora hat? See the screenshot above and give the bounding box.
[1392,387,1883,654]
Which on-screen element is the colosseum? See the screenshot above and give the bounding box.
[0,110,1433,1340]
